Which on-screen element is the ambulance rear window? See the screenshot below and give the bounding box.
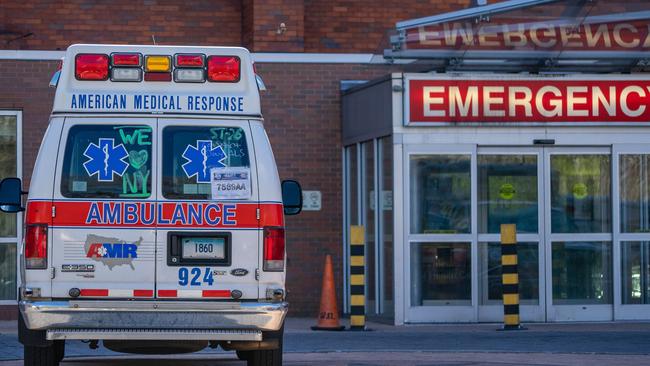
[162,126,250,200]
[61,125,152,198]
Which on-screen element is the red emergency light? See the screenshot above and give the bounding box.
[175,54,205,68]
[111,53,142,66]
[207,56,240,82]
[75,54,109,81]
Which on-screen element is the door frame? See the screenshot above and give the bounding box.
[403,143,620,323]
[402,143,477,323]
[613,143,650,320]
[0,110,21,304]
[476,146,545,323]
[543,146,613,322]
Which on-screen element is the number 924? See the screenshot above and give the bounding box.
[178,267,214,286]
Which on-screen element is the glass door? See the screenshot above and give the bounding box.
[0,112,20,303]
[614,144,650,320]
[404,144,477,323]
[477,148,545,322]
[544,147,613,321]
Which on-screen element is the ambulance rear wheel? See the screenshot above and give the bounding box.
[236,350,250,361]
[246,333,283,366]
[24,343,61,366]
[54,341,65,362]
[246,347,282,366]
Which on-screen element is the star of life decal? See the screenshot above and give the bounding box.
[181,140,227,183]
[83,138,129,182]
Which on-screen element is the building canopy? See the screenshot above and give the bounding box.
[385,0,650,72]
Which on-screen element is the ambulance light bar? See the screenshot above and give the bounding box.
[75,52,241,83]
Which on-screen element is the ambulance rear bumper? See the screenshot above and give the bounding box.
[20,300,288,332]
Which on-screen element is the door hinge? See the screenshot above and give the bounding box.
[50,267,56,279]
[255,268,260,281]
[256,208,260,220]
[51,205,56,218]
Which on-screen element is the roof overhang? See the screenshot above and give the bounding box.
[385,0,650,73]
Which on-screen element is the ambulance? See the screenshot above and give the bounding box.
[0,44,302,366]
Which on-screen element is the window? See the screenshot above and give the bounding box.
[162,126,250,200]
[61,125,153,198]
[410,155,471,234]
[0,112,20,301]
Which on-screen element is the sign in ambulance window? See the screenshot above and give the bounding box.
[61,125,152,198]
[162,126,250,200]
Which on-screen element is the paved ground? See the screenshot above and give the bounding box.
[3,319,650,365]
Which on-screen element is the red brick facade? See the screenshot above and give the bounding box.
[0,0,480,318]
[1,0,472,52]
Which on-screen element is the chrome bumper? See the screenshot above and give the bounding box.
[20,300,288,332]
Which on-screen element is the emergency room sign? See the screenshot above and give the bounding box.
[405,74,650,125]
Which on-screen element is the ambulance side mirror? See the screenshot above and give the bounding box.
[0,178,25,213]
[281,180,302,216]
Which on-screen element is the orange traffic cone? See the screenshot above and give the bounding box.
[311,254,345,331]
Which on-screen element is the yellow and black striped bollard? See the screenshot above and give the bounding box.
[500,224,524,330]
[349,225,366,331]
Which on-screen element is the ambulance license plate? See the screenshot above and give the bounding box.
[181,237,226,259]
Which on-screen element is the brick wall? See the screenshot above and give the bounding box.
[304,0,472,53]
[0,0,478,53]
[255,62,401,315]
[0,0,242,50]
[243,0,305,52]
[0,60,58,187]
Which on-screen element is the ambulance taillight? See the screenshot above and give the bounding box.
[263,227,285,271]
[24,224,47,269]
[75,54,109,80]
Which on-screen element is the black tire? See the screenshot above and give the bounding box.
[236,350,251,361]
[246,330,283,366]
[54,341,65,362]
[24,344,59,366]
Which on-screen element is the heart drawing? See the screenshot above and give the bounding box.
[128,150,148,169]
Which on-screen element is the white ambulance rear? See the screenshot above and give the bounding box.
[0,44,302,366]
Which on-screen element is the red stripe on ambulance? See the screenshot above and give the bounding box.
[156,289,231,298]
[79,289,154,298]
[28,200,284,228]
[79,289,109,297]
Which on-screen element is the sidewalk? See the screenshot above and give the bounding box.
[2,318,650,364]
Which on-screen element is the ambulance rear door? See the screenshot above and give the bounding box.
[51,117,157,299]
[155,118,260,300]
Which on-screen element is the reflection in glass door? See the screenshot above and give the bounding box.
[546,149,612,321]
[615,147,650,320]
[477,150,544,322]
[407,145,616,322]
[0,112,21,302]
[405,145,477,323]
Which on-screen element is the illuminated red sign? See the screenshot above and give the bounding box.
[407,75,650,124]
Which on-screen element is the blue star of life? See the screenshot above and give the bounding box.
[83,138,129,182]
[181,140,227,183]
